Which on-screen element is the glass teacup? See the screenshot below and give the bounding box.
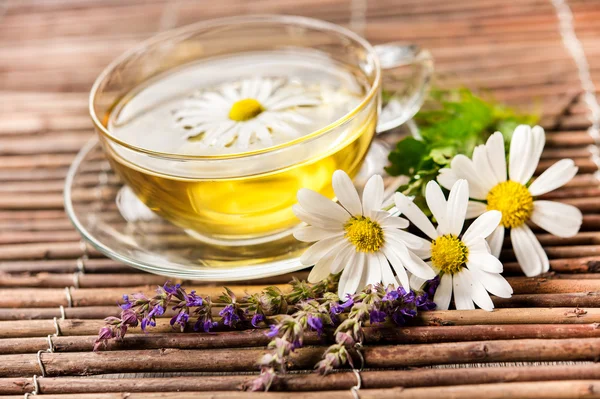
[90,15,432,245]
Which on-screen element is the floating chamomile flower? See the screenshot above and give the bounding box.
[293,170,436,298]
[437,125,582,277]
[395,180,512,311]
[173,77,321,150]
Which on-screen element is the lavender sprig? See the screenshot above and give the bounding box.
[93,282,217,350]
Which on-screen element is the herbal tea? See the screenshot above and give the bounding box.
[104,50,377,241]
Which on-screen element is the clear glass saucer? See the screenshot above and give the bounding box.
[64,128,410,281]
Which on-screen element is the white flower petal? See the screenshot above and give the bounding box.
[380,216,410,229]
[308,248,339,283]
[437,168,459,191]
[300,235,346,266]
[386,229,427,250]
[292,205,341,230]
[364,253,383,288]
[467,251,504,274]
[330,245,354,274]
[434,273,453,310]
[444,179,469,236]
[449,155,489,200]
[378,252,397,289]
[409,273,428,291]
[510,225,549,277]
[462,210,502,245]
[394,193,438,240]
[531,201,582,238]
[528,159,578,196]
[508,125,533,184]
[453,270,475,310]
[426,180,448,233]
[338,251,365,297]
[381,243,410,290]
[470,267,513,298]
[293,226,342,243]
[362,174,384,217]
[333,170,362,216]
[392,243,436,280]
[521,125,546,183]
[297,188,350,224]
[467,237,491,255]
[466,201,487,219]
[487,225,505,258]
[472,145,498,191]
[486,132,507,183]
[464,268,494,311]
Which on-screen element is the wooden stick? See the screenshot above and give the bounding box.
[504,257,600,274]
[3,338,600,377]
[0,242,102,261]
[506,276,600,294]
[0,258,132,274]
[0,284,293,308]
[3,308,600,338]
[2,381,600,399]
[493,293,600,307]
[4,324,600,355]
[3,365,600,394]
[0,274,594,308]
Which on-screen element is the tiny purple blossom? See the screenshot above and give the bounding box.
[203,320,218,332]
[170,311,189,327]
[119,294,133,310]
[162,282,181,295]
[307,315,324,336]
[251,313,265,327]
[184,290,203,307]
[266,324,280,338]
[141,304,164,331]
[369,309,387,324]
[219,304,241,327]
[121,308,139,326]
[331,297,354,315]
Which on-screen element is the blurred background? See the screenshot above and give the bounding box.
[0,0,598,243]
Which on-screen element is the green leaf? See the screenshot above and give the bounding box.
[386,137,428,176]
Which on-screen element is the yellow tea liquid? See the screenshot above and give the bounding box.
[105,50,376,241]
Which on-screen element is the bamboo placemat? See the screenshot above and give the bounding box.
[2,0,600,398]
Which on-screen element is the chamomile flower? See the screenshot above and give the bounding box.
[173,77,321,150]
[395,180,512,311]
[437,125,582,277]
[293,170,436,298]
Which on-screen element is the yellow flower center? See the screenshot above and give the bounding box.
[430,234,469,275]
[486,180,533,228]
[344,216,384,253]
[228,98,264,122]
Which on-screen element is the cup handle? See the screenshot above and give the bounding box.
[374,43,434,133]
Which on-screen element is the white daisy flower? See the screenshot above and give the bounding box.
[293,170,436,299]
[437,125,583,277]
[173,77,321,150]
[395,180,512,311]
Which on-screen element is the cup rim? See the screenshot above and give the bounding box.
[89,14,381,161]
